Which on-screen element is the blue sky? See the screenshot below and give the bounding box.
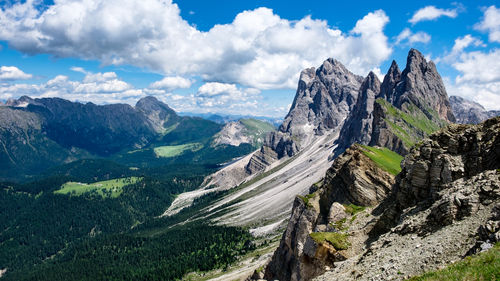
[0,0,499,117]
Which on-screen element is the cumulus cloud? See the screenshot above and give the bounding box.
[0,69,138,104]
[0,66,33,81]
[445,49,500,110]
[149,76,192,90]
[409,5,458,24]
[475,6,500,43]
[0,1,392,89]
[0,71,286,117]
[437,35,484,63]
[395,28,431,45]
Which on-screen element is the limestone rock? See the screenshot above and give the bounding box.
[328,203,348,224]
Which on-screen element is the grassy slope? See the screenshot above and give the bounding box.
[360,145,403,175]
[376,98,444,147]
[153,143,204,158]
[54,177,142,198]
[409,243,500,281]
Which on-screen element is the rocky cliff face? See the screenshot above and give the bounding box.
[246,58,363,175]
[260,117,500,281]
[449,95,500,124]
[336,72,380,151]
[262,144,397,281]
[336,49,454,156]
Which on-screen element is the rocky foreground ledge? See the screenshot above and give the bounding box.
[253,117,500,281]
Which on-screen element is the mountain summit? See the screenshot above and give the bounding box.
[336,48,455,155]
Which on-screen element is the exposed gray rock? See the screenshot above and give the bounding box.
[261,118,500,281]
[336,72,380,153]
[247,58,363,175]
[213,121,251,147]
[369,49,454,155]
[335,49,454,157]
[393,49,455,123]
[327,203,348,224]
[280,59,363,140]
[449,95,500,124]
[377,60,401,104]
[260,144,396,281]
[264,196,321,281]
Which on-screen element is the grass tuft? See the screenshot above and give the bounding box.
[309,232,350,250]
[343,204,366,215]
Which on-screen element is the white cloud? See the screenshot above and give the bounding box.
[0,71,286,117]
[409,5,458,24]
[395,28,431,45]
[454,49,500,84]
[445,49,500,110]
[0,1,392,89]
[475,6,500,43]
[149,76,192,90]
[437,35,484,63]
[0,70,137,105]
[70,66,87,74]
[0,66,33,81]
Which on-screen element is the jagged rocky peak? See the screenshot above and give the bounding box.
[378,60,401,103]
[336,72,381,151]
[246,58,364,175]
[449,95,500,124]
[280,58,363,139]
[394,48,455,122]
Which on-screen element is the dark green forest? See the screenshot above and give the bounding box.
[0,157,253,280]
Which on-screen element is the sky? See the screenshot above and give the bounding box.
[0,0,499,118]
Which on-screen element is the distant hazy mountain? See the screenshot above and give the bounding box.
[179,111,283,127]
[449,95,500,124]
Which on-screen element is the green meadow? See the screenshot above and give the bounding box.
[54,177,142,198]
[153,143,203,158]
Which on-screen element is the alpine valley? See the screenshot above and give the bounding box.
[1,49,499,281]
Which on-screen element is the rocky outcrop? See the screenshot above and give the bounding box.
[213,119,276,148]
[259,117,500,281]
[392,49,455,122]
[319,144,396,209]
[375,117,500,234]
[263,117,499,281]
[280,59,363,140]
[449,95,500,124]
[261,144,397,281]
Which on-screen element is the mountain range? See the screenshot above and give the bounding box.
[0,48,499,281]
[0,96,275,181]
